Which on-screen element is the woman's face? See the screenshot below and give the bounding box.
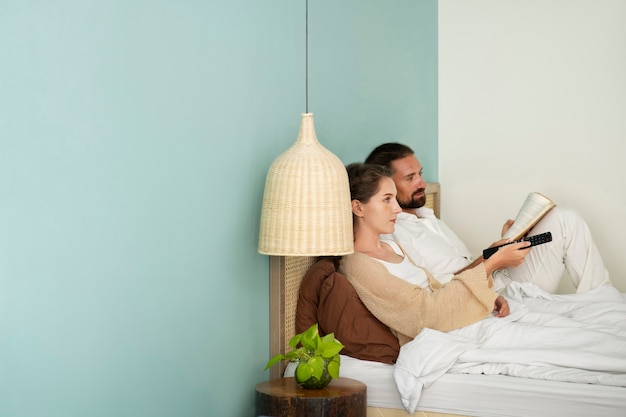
[356,177,402,235]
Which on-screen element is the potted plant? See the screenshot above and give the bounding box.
[264,323,344,389]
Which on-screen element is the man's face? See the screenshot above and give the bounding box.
[390,155,427,210]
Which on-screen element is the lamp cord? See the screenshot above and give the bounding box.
[305,0,309,113]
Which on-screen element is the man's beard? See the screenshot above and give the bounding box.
[398,190,426,209]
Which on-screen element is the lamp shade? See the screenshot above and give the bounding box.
[258,113,354,256]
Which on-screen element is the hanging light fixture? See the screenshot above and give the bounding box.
[258,0,353,256]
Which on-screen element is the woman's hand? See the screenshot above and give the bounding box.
[487,238,509,249]
[493,296,510,317]
[483,240,531,275]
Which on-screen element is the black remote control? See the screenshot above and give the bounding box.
[483,231,552,260]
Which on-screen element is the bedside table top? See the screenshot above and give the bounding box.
[256,376,366,398]
[255,377,367,417]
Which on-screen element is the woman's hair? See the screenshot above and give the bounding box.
[346,163,392,204]
[364,142,414,171]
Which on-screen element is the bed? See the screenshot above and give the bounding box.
[267,183,626,417]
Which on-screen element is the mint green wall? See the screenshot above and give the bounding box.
[0,1,436,417]
[309,1,439,170]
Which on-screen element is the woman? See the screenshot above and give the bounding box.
[340,163,530,346]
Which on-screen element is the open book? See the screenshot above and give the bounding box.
[502,192,556,241]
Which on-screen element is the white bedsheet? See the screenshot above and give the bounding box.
[394,283,626,414]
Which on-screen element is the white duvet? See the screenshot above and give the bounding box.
[393,282,626,414]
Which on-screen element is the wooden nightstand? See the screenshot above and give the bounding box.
[255,377,366,417]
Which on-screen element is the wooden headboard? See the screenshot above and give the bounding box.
[268,182,441,379]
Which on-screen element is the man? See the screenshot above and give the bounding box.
[365,142,612,293]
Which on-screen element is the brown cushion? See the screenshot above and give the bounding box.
[296,257,400,364]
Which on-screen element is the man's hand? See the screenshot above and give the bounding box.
[501,219,515,238]
[493,296,510,317]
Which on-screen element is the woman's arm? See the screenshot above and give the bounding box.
[482,240,531,275]
[341,253,499,344]
[454,238,530,276]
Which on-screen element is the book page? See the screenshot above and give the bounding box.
[502,192,556,241]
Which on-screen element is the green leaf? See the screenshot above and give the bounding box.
[319,333,344,358]
[264,354,285,370]
[300,324,319,351]
[308,356,325,380]
[319,345,343,358]
[327,359,340,379]
[295,362,313,381]
[283,351,299,361]
[288,333,302,349]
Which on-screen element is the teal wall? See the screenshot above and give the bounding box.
[0,1,437,416]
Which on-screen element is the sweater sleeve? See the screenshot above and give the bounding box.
[340,253,498,345]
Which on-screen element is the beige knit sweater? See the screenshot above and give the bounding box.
[340,251,498,346]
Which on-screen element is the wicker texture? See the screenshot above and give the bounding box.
[258,113,354,256]
[283,256,316,355]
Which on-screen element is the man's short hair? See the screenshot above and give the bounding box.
[365,143,414,171]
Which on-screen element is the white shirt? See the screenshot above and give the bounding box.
[382,207,473,284]
[375,240,432,291]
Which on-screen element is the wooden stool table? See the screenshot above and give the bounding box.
[255,377,367,417]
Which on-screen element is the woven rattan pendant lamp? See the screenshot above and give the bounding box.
[258,1,353,256]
